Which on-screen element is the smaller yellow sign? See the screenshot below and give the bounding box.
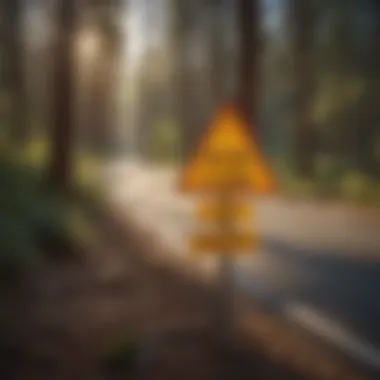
[196,202,252,222]
[190,232,257,254]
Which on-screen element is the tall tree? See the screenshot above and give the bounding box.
[137,48,172,158]
[86,0,122,157]
[290,0,317,178]
[316,0,355,171]
[2,0,28,145]
[207,0,226,106]
[170,0,199,161]
[47,0,77,191]
[356,0,380,176]
[237,0,260,129]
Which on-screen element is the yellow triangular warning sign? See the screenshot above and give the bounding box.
[178,105,276,195]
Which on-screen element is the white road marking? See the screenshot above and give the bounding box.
[286,303,380,370]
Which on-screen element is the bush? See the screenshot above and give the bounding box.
[0,155,73,283]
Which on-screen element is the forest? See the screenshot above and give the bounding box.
[1,0,380,200]
[0,1,379,379]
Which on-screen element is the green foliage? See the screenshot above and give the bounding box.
[0,310,13,349]
[340,173,380,204]
[73,153,99,189]
[313,154,342,198]
[274,156,380,204]
[146,118,181,162]
[21,137,50,164]
[102,333,140,374]
[0,92,11,140]
[272,158,315,197]
[374,135,380,164]
[64,205,95,250]
[0,155,73,283]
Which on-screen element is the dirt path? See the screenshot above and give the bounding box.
[0,216,316,380]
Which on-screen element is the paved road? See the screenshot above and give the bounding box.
[100,160,380,371]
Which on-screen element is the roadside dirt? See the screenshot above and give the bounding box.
[0,210,362,380]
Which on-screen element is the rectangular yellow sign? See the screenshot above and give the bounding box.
[189,232,257,254]
[195,202,252,222]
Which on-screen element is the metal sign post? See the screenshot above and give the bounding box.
[216,190,236,349]
[177,105,276,351]
[218,252,235,347]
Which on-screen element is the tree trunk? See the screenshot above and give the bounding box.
[87,0,121,158]
[170,0,197,162]
[237,0,260,129]
[208,1,226,107]
[4,0,28,146]
[47,0,77,191]
[356,0,380,177]
[290,0,317,178]
[136,69,152,159]
[88,52,116,157]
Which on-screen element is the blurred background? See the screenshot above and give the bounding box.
[1,0,379,198]
[1,0,380,379]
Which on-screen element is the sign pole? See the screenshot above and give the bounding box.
[177,105,276,352]
[217,190,236,350]
[218,250,235,349]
